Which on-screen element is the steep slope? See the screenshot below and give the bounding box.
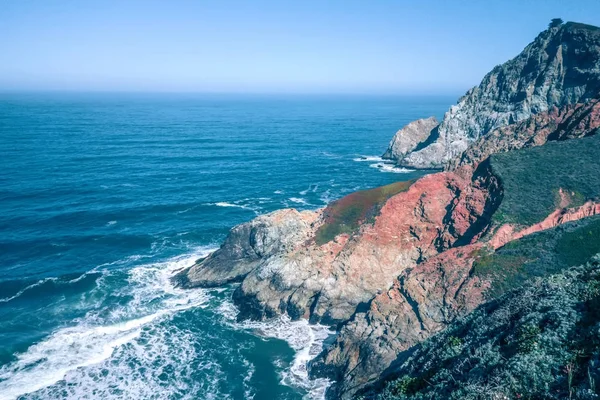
[312,134,600,399]
[447,97,600,170]
[383,22,600,169]
[174,21,600,400]
[365,255,600,400]
[176,171,497,325]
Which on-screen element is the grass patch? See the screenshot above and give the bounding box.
[489,135,600,227]
[472,216,600,298]
[314,180,413,245]
[373,257,600,400]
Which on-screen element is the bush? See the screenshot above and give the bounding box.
[549,18,564,28]
[473,215,600,297]
[372,257,600,400]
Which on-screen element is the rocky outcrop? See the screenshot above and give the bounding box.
[448,98,600,169]
[314,196,600,399]
[177,167,498,324]
[381,117,439,162]
[310,244,488,397]
[363,256,600,400]
[173,208,320,288]
[386,22,600,169]
[174,20,600,400]
[490,198,600,249]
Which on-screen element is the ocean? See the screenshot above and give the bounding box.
[0,92,453,400]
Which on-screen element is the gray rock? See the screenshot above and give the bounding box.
[393,22,600,169]
[382,117,439,161]
[173,208,319,288]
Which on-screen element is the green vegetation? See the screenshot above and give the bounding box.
[370,256,600,400]
[489,134,600,227]
[473,215,600,297]
[549,18,564,28]
[315,180,413,245]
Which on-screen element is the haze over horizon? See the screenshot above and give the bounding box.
[2,0,599,94]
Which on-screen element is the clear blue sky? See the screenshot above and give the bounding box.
[1,0,599,94]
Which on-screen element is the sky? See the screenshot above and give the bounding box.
[1,0,599,94]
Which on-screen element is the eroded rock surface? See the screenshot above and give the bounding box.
[177,167,498,324]
[448,98,600,169]
[386,22,600,169]
[381,117,439,162]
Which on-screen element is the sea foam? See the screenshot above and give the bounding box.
[0,247,216,400]
[218,300,334,400]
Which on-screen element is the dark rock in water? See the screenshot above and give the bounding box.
[384,22,600,169]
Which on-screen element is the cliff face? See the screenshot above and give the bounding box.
[384,22,600,169]
[314,134,600,398]
[177,169,497,325]
[176,109,600,399]
[381,117,439,161]
[365,256,600,400]
[175,21,600,400]
[448,98,600,170]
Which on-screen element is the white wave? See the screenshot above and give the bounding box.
[210,201,260,214]
[369,162,415,174]
[0,247,216,400]
[176,206,196,215]
[106,220,117,226]
[353,155,386,162]
[289,197,309,206]
[26,321,213,400]
[300,184,319,196]
[274,190,284,194]
[320,151,340,158]
[0,277,57,304]
[219,301,334,400]
[213,201,245,208]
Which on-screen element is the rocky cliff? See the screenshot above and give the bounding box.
[176,172,497,325]
[176,131,600,398]
[448,98,600,170]
[383,22,600,169]
[175,21,600,400]
[312,133,600,398]
[364,255,600,400]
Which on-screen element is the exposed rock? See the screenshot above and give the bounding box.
[390,22,600,169]
[382,117,439,162]
[173,208,320,288]
[177,167,498,324]
[314,198,600,399]
[447,98,600,169]
[310,245,488,398]
[363,256,600,400]
[489,199,600,249]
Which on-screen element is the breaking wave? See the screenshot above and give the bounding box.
[0,248,215,400]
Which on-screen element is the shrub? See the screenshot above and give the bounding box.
[549,18,564,28]
[373,257,600,400]
[490,135,600,227]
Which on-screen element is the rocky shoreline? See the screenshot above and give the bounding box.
[174,20,600,399]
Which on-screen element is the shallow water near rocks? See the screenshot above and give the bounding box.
[0,93,452,399]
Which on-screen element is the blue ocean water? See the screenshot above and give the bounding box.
[0,93,453,400]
